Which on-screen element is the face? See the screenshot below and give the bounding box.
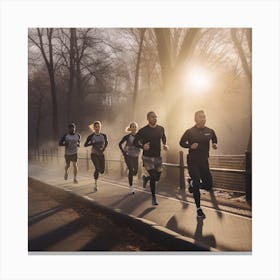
[195,112,206,128]
[147,112,157,126]
[94,123,101,133]
[68,126,75,134]
[130,123,137,133]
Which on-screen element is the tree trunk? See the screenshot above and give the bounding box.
[47,29,59,140]
[132,28,146,120]
[231,29,252,85]
[67,28,75,124]
[154,28,201,181]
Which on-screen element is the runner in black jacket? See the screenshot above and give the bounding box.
[119,122,140,194]
[180,110,217,218]
[134,111,168,205]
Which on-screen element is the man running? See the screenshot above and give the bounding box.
[134,111,168,205]
[59,123,81,184]
[180,110,217,218]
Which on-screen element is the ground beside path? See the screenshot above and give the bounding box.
[28,184,168,251]
[28,162,252,252]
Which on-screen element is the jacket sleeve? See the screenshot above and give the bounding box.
[59,134,67,146]
[103,134,108,151]
[179,130,191,149]
[133,130,144,149]
[77,133,81,147]
[162,127,167,145]
[119,135,128,154]
[211,129,218,144]
[84,134,93,147]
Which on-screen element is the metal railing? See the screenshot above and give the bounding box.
[29,148,251,202]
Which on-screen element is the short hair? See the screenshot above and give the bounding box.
[194,110,205,119]
[93,121,101,127]
[68,123,76,129]
[147,111,156,119]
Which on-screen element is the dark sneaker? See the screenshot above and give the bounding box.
[197,208,206,218]
[152,196,158,205]
[142,175,149,189]
[94,180,98,191]
[187,178,193,193]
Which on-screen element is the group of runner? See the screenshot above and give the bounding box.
[59,110,217,218]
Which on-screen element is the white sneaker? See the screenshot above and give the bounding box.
[129,185,135,194]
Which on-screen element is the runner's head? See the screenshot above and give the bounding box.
[194,110,206,128]
[68,123,76,134]
[125,122,138,134]
[93,121,101,133]
[147,111,157,127]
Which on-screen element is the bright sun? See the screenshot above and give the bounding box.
[184,66,213,93]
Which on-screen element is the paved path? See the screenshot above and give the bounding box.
[28,163,252,251]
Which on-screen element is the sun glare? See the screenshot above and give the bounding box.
[184,66,213,93]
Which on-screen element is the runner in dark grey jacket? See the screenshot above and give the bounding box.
[84,121,108,191]
[119,122,140,194]
[59,123,81,184]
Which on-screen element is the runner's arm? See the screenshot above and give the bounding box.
[59,134,67,146]
[84,134,93,147]
[179,130,191,148]
[119,135,128,155]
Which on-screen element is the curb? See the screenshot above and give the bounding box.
[28,177,218,252]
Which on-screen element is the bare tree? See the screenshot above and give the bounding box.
[231,28,252,85]
[131,28,146,119]
[28,28,59,140]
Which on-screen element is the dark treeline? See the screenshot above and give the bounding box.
[28,28,251,157]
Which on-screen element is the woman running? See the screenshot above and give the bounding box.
[119,122,140,194]
[84,121,108,191]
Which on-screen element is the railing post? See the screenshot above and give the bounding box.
[120,155,124,177]
[105,152,109,175]
[138,159,142,179]
[179,151,185,189]
[50,148,53,163]
[86,150,89,171]
[245,151,252,203]
[56,148,59,164]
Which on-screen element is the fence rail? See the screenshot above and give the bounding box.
[29,148,251,202]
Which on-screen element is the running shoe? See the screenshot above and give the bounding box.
[152,196,158,205]
[187,178,193,193]
[129,186,135,194]
[142,175,149,189]
[197,208,206,218]
[94,180,98,191]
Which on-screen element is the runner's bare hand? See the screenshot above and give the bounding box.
[143,142,150,150]
[163,144,168,151]
[191,143,199,149]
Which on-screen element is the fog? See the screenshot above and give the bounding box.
[28,28,251,159]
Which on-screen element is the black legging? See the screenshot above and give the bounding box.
[91,153,105,180]
[147,169,161,196]
[187,157,213,208]
[124,155,138,186]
